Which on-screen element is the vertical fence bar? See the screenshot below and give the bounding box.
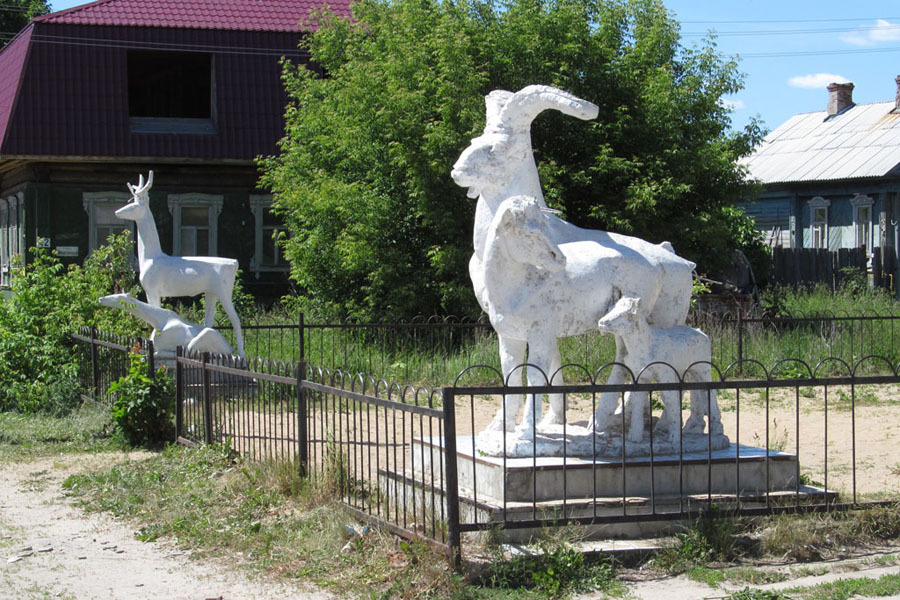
[441,388,462,568]
[147,340,155,378]
[297,362,308,476]
[202,352,213,444]
[90,326,100,402]
[737,308,744,373]
[176,346,184,440]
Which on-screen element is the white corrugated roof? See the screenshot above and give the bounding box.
[742,101,900,184]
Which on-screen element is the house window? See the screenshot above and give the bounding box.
[851,194,874,254]
[83,192,132,252]
[127,50,215,134]
[808,196,830,249]
[168,194,222,256]
[249,195,289,272]
[1,193,23,287]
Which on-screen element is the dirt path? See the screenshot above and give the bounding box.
[0,453,331,600]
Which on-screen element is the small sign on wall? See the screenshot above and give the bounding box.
[36,237,50,248]
[55,246,78,257]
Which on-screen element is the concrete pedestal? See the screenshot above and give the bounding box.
[381,436,833,542]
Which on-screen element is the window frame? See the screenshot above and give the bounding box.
[167,193,223,257]
[127,49,216,135]
[1,192,24,287]
[83,191,133,253]
[249,194,289,273]
[851,193,874,255]
[808,196,830,250]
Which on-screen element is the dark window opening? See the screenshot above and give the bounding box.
[128,51,212,119]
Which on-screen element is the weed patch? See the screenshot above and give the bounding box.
[0,403,118,462]
[787,573,900,599]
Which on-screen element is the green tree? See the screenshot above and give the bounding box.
[260,0,765,320]
[1,0,50,45]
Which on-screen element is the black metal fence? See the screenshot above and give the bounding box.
[238,311,900,386]
[172,348,900,563]
[70,326,154,404]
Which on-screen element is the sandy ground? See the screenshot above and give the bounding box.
[0,453,331,600]
[0,452,899,599]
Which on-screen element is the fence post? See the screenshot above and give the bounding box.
[737,307,744,373]
[90,326,100,402]
[296,361,308,477]
[441,387,462,568]
[146,339,155,379]
[175,345,184,441]
[202,352,213,444]
[299,312,305,365]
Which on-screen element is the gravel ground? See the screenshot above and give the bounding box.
[0,453,331,600]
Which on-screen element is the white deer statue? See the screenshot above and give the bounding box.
[116,171,244,357]
[99,293,234,357]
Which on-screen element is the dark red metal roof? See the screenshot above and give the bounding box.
[0,0,352,161]
[35,0,351,32]
[0,27,33,149]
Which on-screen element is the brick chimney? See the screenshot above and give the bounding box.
[895,75,900,111]
[827,82,854,116]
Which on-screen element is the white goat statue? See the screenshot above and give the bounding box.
[482,195,697,436]
[115,171,244,357]
[99,293,234,357]
[452,85,695,436]
[596,296,724,444]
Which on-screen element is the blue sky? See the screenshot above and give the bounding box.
[47,0,900,135]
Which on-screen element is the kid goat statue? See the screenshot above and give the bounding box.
[116,172,245,357]
[452,85,695,439]
[596,296,724,445]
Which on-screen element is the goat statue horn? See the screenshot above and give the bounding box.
[498,84,599,130]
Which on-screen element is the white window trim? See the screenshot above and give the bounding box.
[851,193,874,253]
[249,194,289,272]
[83,191,132,252]
[808,196,830,249]
[167,193,223,256]
[1,192,24,286]
[0,199,8,287]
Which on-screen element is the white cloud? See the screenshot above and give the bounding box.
[788,73,850,90]
[840,19,900,46]
[719,98,745,110]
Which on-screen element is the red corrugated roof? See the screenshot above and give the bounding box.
[0,26,34,149]
[34,0,351,32]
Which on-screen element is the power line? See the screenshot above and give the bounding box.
[683,23,900,38]
[679,16,900,25]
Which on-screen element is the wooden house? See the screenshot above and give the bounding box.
[0,0,350,294]
[741,79,900,274]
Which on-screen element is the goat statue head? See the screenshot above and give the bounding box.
[451,85,599,203]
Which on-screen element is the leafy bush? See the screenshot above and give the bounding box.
[108,349,175,446]
[0,232,144,414]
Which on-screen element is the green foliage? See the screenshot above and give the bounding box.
[260,0,764,320]
[761,281,897,319]
[0,0,49,45]
[655,512,749,572]
[725,590,788,600]
[0,232,143,414]
[108,351,175,447]
[485,540,619,597]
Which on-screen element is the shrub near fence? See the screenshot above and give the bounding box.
[71,326,154,405]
